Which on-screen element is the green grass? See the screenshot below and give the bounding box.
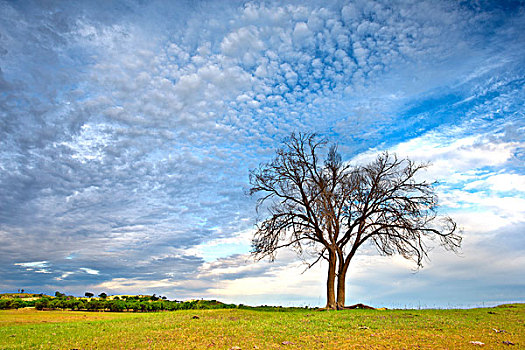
[0,304,523,349]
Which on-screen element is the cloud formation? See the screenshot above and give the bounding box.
[0,0,523,306]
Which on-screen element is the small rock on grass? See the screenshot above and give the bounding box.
[281,341,295,345]
[469,341,485,346]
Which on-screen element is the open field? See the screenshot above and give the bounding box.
[0,304,523,349]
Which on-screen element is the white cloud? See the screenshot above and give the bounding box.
[200,250,326,304]
[14,261,49,268]
[221,26,265,58]
[389,134,518,178]
[55,272,74,281]
[193,228,253,262]
[79,268,100,275]
[353,126,525,235]
[14,261,51,274]
[292,22,313,47]
[465,173,525,193]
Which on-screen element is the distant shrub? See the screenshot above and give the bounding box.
[35,298,50,310]
[109,300,125,312]
[0,299,10,309]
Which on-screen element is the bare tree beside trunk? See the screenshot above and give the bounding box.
[249,133,462,310]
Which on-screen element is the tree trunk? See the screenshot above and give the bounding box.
[336,258,351,309]
[325,250,337,309]
[336,269,346,309]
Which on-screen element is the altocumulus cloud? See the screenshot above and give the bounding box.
[0,0,523,307]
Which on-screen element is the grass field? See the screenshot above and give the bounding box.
[0,304,522,349]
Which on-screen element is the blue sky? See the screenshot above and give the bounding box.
[1,0,524,308]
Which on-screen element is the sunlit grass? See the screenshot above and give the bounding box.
[0,304,522,349]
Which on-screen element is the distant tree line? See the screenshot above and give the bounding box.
[0,294,237,312]
[0,298,36,310]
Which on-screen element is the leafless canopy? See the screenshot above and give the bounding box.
[249,132,461,309]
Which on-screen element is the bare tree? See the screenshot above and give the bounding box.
[249,133,461,310]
